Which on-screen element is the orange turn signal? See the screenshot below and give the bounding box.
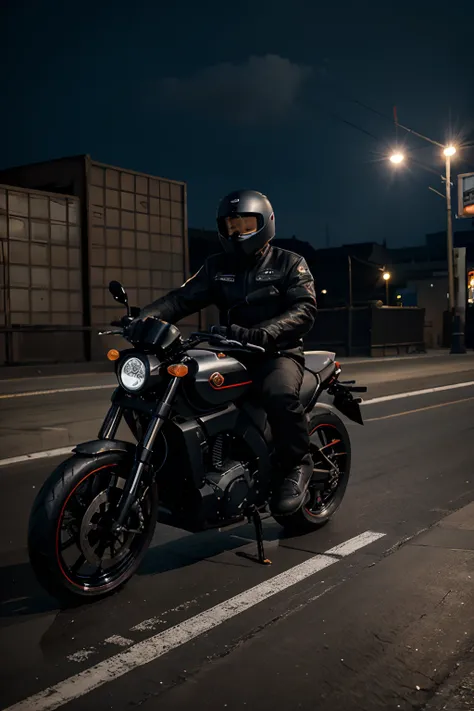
[107,349,120,361]
[167,363,189,378]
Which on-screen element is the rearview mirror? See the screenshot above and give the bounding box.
[109,281,128,305]
[245,286,279,305]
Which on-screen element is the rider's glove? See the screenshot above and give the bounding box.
[127,317,153,342]
[210,325,228,338]
[228,325,270,350]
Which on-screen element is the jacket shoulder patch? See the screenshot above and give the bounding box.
[297,263,309,275]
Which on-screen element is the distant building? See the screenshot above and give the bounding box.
[0,155,197,365]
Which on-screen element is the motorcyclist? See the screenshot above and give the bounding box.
[133,189,317,516]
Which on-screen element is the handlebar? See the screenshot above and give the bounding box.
[225,338,266,353]
[188,332,266,353]
[98,326,266,355]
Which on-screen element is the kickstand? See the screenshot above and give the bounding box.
[236,507,272,566]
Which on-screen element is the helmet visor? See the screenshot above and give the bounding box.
[220,213,260,240]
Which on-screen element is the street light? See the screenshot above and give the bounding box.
[383,271,391,305]
[390,152,405,164]
[387,122,464,353]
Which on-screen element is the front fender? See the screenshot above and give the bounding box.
[73,440,136,457]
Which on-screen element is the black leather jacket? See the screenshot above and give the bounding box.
[141,245,317,358]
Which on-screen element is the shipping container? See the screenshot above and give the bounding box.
[0,156,199,364]
[0,184,83,364]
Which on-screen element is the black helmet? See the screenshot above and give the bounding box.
[216,189,275,257]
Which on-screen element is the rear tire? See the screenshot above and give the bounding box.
[274,410,351,534]
[28,451,158,604]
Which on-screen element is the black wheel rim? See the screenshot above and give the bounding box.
[55,464,154,592]
[305,423,348,517]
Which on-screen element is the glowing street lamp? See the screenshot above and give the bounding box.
[383,271,391,304]
[386,125,464,352]
[389,152,404,164]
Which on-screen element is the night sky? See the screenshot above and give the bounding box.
[2,1,473,248]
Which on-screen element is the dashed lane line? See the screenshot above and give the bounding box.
[3,530,385,711]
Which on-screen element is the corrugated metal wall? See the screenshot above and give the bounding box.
[0,184,84,364]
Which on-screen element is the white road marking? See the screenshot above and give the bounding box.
[66,649,96,663]
[361,380,474,405]
[67,636,135,664]
[0,447,74,469]
[324,529,383,556]
[103,635,134,648]
[4,530,385,711]
[365,395,474,422]
[0,384,114,400]
[130,598,201,632]
[0,372,105,384]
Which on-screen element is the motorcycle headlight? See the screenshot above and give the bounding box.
[119,356,148,392]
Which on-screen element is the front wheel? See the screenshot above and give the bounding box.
[28,451,158,603]
[274,410,352,534]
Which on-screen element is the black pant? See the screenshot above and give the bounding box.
[252,355,310,472]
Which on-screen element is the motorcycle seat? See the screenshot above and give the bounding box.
[300,352,336,410]
[305,351,336,373]
[300,370,318,409]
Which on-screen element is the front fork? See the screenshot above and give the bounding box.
[100,377,181,531]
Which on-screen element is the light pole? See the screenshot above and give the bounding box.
[348,255,353,356]
[443,145,456,317]
[388,129,465,353]
[383,271,391,305]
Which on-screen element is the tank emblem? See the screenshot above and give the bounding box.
[217,352,227,359]
[210,372,225,388]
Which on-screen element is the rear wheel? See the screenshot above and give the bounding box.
[273,410,351,534]
[28,451,158,603]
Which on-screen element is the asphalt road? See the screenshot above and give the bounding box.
[2,351,474,460]
[2,352,474,710]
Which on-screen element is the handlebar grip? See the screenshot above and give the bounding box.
[246,343,266,353]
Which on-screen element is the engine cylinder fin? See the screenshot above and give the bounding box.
[212,434,226,470]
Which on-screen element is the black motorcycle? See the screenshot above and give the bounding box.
[28,281,366,602]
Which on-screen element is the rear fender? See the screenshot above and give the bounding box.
[73,440,136,457]
[307,402,339,419]
[316,392,364,426]
[307,400,364,426]
[333,394,364,425]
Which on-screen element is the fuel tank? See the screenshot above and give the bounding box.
[184,349,252,408]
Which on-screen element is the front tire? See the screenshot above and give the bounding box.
[274,410,351,534]
[28,451,158,603]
